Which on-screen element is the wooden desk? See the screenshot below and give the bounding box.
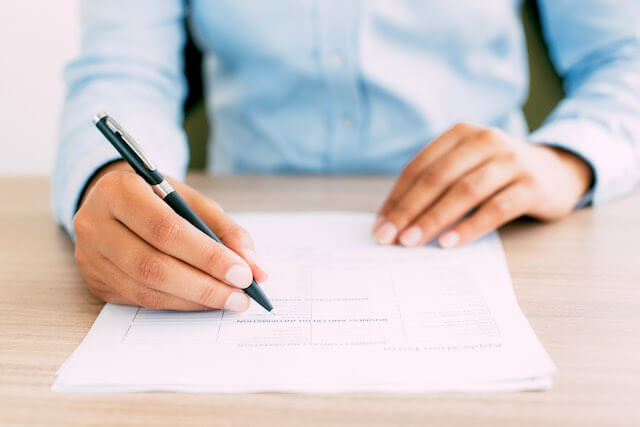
[1,175,639,426]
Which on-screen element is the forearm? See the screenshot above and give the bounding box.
[533,0,640,204]
[52,0,189,239]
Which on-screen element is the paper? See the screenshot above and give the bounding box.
[53,212,554,392]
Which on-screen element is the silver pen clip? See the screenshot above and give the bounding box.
[93,112,156,171]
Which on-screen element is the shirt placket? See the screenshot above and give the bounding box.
[316,0,362,172]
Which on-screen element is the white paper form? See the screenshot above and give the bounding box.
[53,212,555,392]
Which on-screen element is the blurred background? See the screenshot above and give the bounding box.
[0,0,562,176]
[1,1,80,175]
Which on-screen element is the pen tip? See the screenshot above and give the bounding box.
[244,281,273,312]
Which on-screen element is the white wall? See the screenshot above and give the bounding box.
[0,1,80,175]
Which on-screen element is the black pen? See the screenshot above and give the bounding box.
[92,112,273,312]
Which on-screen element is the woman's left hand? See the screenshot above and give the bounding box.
[374,122,593,248]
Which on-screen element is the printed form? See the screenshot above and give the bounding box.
[53,212,555,392]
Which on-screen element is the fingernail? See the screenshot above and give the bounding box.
[375,222,398,245]
[225,264,253,288]
[224,292,250,312]
[399,226,423,247]
[439,231,460,248]
[244,249,269,281]
[372,215,385,231]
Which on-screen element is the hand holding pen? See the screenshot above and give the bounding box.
[71,113,272,312]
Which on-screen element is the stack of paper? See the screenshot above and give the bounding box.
[53,212,555,392]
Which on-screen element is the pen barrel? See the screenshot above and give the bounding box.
[163,191,222,244]
[163,190,273,311]
[94,116,164,185]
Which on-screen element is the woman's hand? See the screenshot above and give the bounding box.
[374,122,593,248]
[73,161,268,311]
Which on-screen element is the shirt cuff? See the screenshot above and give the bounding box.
[529,119,638,207]
[52,128,187,240]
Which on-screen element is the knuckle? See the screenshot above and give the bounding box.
[418,210,445,234]
[401,162,421,180]
[378,201,396,219]
[383,196,399,210]
[204,245,226,274]
[217,221,251,247]
[204,197,225,214]
[72,213,91,236]
[426,210,445,229]
[386,204,412,226]
[482,161,501,178]
[198,283,225,307]
[150,216,182,246]
[476,129,493,140]
[136,289,164,310]
[119,170,143,185]
[94,171,143,212]
[501,139,519,156]
[217,220,238,239]
[95,170,124,195]
[458,177,481,198]
[488,196,512,218]
[120,173,147,198]
[502,148,519,164]
[418,168,441,187]
[135,253,167,285]
[225,223,246,240]
[519,176,538,192]
[233,226,253,247]
[452,121,475,133]
[475,128,506,147]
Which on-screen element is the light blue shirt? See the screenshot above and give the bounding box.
[53,0,640,237]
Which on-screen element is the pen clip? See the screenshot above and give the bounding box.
[97,114,157,172]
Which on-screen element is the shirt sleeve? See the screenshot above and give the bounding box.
[52,0,188,239]
[530,0,640,206]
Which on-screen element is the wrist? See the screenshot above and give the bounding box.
[78,160,130,209]
[544,145,594,199]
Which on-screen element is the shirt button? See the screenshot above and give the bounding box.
[329,52,344,67]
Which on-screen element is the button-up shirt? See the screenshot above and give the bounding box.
[53,0,640,236]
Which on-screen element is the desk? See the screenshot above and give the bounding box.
[1,175,639,426]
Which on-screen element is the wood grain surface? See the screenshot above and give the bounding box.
[1,175,639,426]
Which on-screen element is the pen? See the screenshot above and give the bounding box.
[92,112,273,312]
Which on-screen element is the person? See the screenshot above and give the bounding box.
[53,1,640,312]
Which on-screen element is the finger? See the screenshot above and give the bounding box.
[175,179,269,283]
[96,220,250,311]
[75,250,134,306]
[376,122,479,223]
[438,181,533,248]
[106,173,255,289]
[75,240,152,307]
[92,253,212,311]
[376,129,506,244]
[398,156,521,247]
[86,277,135,306]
